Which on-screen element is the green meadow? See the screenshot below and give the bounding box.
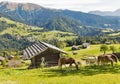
[64,44,120,58]
[1,65,120,84]
[0,44,120,84]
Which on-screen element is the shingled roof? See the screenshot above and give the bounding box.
[23,41,67,59]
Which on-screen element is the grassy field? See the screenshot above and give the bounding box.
[64,44,120,59]
[0,65,120,84]
[0,44,120,84]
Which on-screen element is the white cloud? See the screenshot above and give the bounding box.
[0,0,120,12]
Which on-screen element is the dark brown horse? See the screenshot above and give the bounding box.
[58,57,79,70]
[98,54,118,66]
[112,53,120,61]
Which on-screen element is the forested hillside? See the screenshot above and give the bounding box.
[0,16,79,51]
[0,1,120,36]
[0,1,120,52]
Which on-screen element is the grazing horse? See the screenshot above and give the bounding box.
[112,53,120,61]
[58,57,79,70]
[97,54,118,66]
[81,56,97,65]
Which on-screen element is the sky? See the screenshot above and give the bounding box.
[0,0,120,12]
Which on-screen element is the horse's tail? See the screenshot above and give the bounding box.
[111,54,119,63]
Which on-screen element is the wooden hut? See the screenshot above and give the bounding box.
[23,41,67,68]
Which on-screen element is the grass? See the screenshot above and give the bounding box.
[36,30,77,41]
[0,64,120,84]
[1,13,120,84]
[108,32,120,36]
[0,44,120,84]
[64,44,120,59]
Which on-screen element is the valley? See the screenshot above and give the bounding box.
[0,1,120,84]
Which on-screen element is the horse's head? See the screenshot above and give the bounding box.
[77,61,81,65]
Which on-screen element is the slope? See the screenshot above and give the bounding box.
[0,1,120,35]
[0,15,78,51]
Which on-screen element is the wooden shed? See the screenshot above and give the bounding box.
[23,41,67,68]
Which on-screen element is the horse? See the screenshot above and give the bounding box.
[58,57,79,70]
[97,54,118,66]
[81,56,97,65]
[112,53,120,61]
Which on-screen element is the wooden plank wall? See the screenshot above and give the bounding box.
[30,49,60,68]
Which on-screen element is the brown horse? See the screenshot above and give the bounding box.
[112,53,120,61]
[58,57,79,70]
[98,54,118,66]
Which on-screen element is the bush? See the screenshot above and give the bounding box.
[1,59,7,67]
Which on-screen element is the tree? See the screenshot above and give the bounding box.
[110,45,116,53]
[57,41,66,49]
[48,38,66,48]
[100,44,108,54]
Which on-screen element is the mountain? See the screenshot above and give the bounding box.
[0,1,120,35]
[61,10,120,29]
[0,2,120,51]
[0,2,84,34]
[0,15,80,50]
[0,16,34,50]
[89,9,120,16]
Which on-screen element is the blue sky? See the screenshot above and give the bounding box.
[0,0,120,12]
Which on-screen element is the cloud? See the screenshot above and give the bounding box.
[1,0,101,5]
[0,0,120,12]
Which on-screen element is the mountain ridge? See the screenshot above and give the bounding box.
[0,1,120,35]
[0,1,120,50]
[0,1,43,11]
[89,9,120,16]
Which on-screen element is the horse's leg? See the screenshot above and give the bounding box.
[86,59,88,65]
[88,60,90,65]
[110,59,114,66]
[74,62,79,70]
[58,61,63,70]
[97,57,101,66]
[69,63,72,70]
[108,57,114,66]
[103,57,106,65]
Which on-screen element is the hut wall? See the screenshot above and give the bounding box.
[31,49,60,68]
